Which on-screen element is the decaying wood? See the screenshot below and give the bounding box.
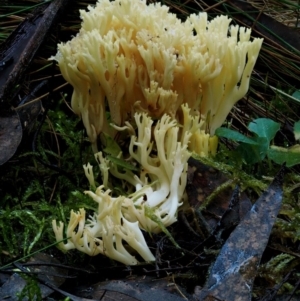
[0,0,70,109]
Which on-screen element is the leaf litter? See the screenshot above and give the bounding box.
[193,166,285,301]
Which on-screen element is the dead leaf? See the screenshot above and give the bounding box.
[0,109,22,165]
[90,276,190,301]
[193,166,284,301]
[186,157,252,232]
[0,253,68,300]
[0,81,47,165]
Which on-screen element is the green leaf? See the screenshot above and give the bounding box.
[101,132,122,157]
[248,118,280,143]
[107,155,139,172]
[268,145,300,167]
[292,90,300,100]
[237,137,269,164]
[294,121,300,141]
[215,127,258,145]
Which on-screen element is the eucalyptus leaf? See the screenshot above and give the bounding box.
[268,145,300,167]
[215,127,258,145]
[248,118,280,143]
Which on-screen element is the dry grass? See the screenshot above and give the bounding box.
[249,0,300,28]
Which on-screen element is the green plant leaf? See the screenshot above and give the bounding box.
[237,137,269,164]
[292,90,300,101]
[107,155,139,171]
[294,121,300,141]
[268,145,300,167]
[215,127,258,145]
[101,132,122,157]
[248,118,280,143]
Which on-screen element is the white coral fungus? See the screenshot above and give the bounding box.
[53,110,191,263]
[52,0,264,264]
[52,188,155,265]
[51,0,263,151]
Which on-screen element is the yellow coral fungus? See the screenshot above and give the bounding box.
[51,0,262,151]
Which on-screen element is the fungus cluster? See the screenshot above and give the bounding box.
[53,109,191,264]
[51,0,263,264]
[51,0,263,152]
[52,192,155,265]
